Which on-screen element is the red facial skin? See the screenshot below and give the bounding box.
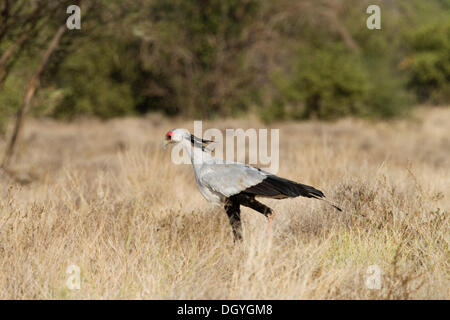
[166,131,173,140]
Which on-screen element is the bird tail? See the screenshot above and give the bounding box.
[314,196,342,212]
[244,175,342,212]
[292,181,342,212]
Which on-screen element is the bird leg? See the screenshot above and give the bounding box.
[224,201,242,242]
[231,194,274,239]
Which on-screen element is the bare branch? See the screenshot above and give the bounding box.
[2,25,67,168]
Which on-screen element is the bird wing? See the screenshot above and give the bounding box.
[199,163,269,198]
[199,161,328,201]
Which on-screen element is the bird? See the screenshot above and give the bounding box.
[163,128,342,241]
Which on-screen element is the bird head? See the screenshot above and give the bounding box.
[163,128,213,150]
[164,128,188,146]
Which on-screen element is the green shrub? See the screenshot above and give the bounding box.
[48,40,141,119]
[263,43,416,122]
[2,0,447,123]
[405,22,450,104]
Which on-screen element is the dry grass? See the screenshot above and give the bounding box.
[0,107,448,299]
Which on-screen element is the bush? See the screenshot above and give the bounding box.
[47,40,142,119]
[405,22,450,104]
[263,45,412,122]
[2,0,447,123]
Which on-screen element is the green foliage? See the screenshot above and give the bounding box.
[363,61,414,118]
[1,0,449,123]
[0,75,25,135]
[405,22,450,104]
[263,44,414,122]
[266,46,370,121]
[48,41,141,119]
[136,0,261,117]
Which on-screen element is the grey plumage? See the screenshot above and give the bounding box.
[200,163,267,199]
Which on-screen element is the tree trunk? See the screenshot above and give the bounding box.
[2,25,66,168]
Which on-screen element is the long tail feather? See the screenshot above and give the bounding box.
[311,195,342,212]
[244,175,342,212]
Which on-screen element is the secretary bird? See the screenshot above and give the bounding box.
[163,128,341,241]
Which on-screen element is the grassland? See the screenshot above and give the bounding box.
[0,107,448,299]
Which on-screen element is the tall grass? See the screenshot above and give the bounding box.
[0,107,448,299]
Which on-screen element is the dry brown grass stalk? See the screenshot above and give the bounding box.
[0,107,448,299]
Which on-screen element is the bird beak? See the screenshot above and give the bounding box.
[163,130,175,149]
[163,140,171,149]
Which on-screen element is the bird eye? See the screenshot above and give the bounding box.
[166,131,173,140]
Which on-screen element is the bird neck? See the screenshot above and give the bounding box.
[181,138,212,168]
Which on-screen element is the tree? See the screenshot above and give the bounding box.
[2,25,67,168]
[0,0,80,168]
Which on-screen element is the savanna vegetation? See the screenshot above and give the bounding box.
[0,0,448,300]
[0,0,449,127]
[0,107,448,299]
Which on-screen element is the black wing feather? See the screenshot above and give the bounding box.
[244,175,324,199]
